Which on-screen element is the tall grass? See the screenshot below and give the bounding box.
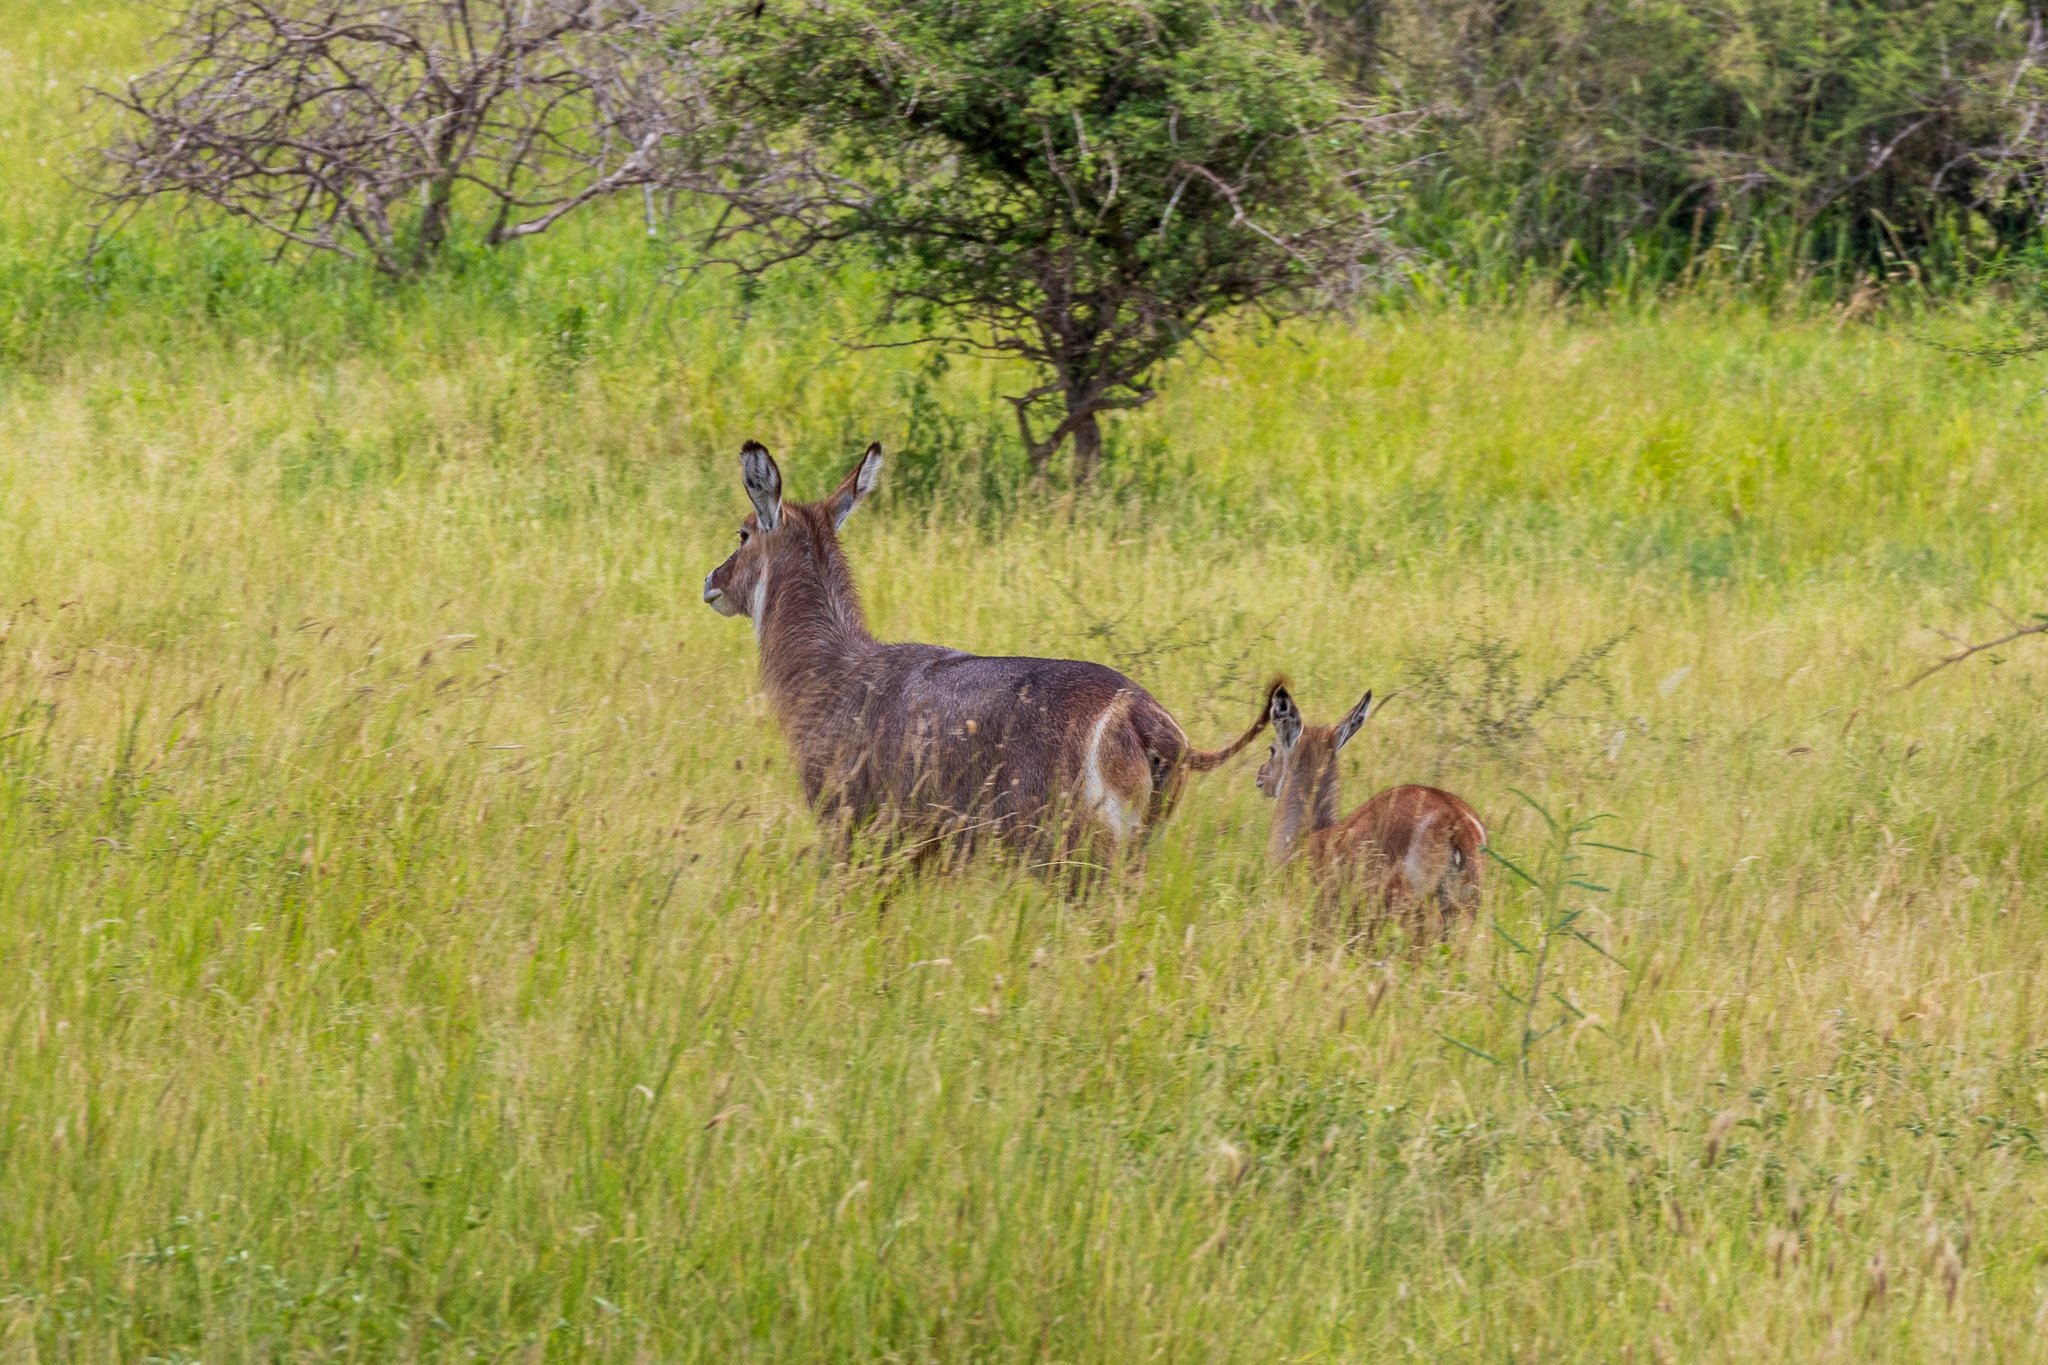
[5,3,2048,1359]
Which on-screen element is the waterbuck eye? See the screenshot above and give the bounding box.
[738,528,751,545]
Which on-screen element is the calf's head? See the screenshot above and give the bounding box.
[1255,685,1373,800]
[702,440,882,626]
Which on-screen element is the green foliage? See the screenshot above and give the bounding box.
[686,0,1394,475]
[1310,0,2048,290]
[1454,795,1643,1076]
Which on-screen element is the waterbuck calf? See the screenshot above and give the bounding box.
[1255,683,1486,938]
[701,441,1267,864]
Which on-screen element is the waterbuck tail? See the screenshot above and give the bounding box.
[1184,676,1287,772]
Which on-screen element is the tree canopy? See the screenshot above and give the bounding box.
[675,0,1399,479]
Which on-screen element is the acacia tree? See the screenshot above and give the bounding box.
[93,0,696,276]
[669,0,1400,481]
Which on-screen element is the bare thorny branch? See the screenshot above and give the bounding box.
[1402,625,1635,770]
[1913,332,2048,367]
[1901,611,2048,689]
[89,0,703,275]
[1048,577,1274,723]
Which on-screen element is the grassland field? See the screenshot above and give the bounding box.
[4,3,2048,1360]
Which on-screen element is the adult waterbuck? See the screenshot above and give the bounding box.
[1255,683,1486,939]
[702,441,1268,866]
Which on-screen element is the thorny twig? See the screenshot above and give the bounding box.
[1050,577,1271,719]
[1900,612,2048,689]
[1403,625,1635,768]
[1914,333,2048,367]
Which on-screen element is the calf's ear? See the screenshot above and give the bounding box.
[1334,690,1374,751]
[1270,686,1302,751]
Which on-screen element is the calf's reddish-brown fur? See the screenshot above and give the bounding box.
[1255,682,1486,938]
[702,441,1266,862]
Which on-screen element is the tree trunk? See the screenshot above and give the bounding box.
[413,172,454,272]
[1016,384,1106,485]
[1067,406,1102,485]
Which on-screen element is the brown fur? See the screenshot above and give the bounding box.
[703,442,1268,864]
[1255,681,1486,938]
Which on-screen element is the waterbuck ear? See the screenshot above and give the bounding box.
[740,440,782,531]
[1269,686,1302,751]
[1333,690,1374,752]
[827,442,882,531]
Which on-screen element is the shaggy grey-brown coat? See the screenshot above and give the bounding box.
[704,442,1266,860]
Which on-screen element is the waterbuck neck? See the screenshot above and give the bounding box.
[1270,745,1343,863]
[754,513,876,713]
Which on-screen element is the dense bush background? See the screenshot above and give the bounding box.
[1298,0,2048,291]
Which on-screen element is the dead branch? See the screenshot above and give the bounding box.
[1913,333,2048,367]
[89,0,700,274]
[1900,613,2048,689]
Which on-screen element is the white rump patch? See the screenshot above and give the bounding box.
[1403,808,1441,894]
[1081,708,1138,843]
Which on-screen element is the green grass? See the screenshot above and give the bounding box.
[5,3,2048,1360]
